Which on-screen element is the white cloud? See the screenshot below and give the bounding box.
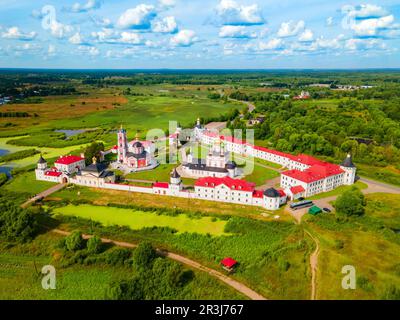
[48,21,74,39]
[69,32,86,45]
[345,38,386,51]
[117,4,157,29]
[120,32,142,44]
[216,0,264,26]
[159,0,176,8]
[91,29,118,43]
[48,44,56,55]
[298,29,313,42]
[170,29,197,47]
[277,20,305,37]
[351,15,394,36]
[69,0,102,13]
[2,27,37,41]
[311,35,343,50]
[258,38,283,50]
[78,45,99,56]
[343,4,387,19]
[218,25,256,38]
[92,17,113,28]
[152,16,178,33]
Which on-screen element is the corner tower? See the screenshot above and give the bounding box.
[340,154,356,185]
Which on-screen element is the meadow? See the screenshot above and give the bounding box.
[0,232,244,300]
[52,204,228,236]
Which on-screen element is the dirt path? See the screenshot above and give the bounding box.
[51,229,267,300]
[21,183,66,208]
[304,230,319,300]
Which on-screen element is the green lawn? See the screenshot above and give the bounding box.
[307,181,368,200]
[2,171,55,196]
[52,204,229,236]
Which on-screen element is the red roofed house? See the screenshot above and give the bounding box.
[55,155,86,174]
[35,155,70,183]
[221,257,237,272]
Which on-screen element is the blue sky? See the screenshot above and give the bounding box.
[0,0,399,68]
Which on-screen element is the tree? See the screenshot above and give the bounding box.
[0,197,37,242]
[335,187,366,216]
[87,235,102,254]
[84,142,104,165]
[132,241,157,270]
[65,231,85,252]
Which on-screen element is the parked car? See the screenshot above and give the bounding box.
[323,207,331,213]
[298,197,305,201]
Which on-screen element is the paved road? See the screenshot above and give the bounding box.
[52,229,267,300]
[21,183,66,208]
[359,177,400,194]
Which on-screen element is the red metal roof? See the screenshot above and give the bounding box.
[221,257,237,269]
[282,163,344,183]
[195,176,255,192]
[153,182,169,189]
[221,135,245,145]
[290,186,305,194]
[55,155,84,165]
[277,189,286,197]
[45,170,62,177]
[252,190,264,198]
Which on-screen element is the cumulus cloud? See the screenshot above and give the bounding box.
[258,38,283,50]
[218,25,256,38]
[345,38,386,51]
[298,29,313,42]
[68,0,102,13]
[92,16,113,28]
[78,45,100,56]
[277,20,305,37]
[2,27,37,41]
[159,0,176,8]
[170,29,197,47]
[119,32,142,44]
[48,44,56,55]
[69,32,86,45]
[152,16,178,33]
[216,0,264,26]
[351,14,395,37]
[343,4,387,19]
[117,4,157,29]
[48,21,74,39]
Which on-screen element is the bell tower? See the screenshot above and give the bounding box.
[117,125,128,163]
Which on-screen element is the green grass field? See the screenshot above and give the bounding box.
[52,204,229,236]
[307,181,368,200]
[2,171,55,196]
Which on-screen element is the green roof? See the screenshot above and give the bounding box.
[308,206,322,215]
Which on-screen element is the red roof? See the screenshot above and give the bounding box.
[277,189,286,197]
[290,186,305,194]
[153,182,169,189]
[195,176,255,192]
[221,135,245,145]
[45,170,62,177]
[221,257,237,269]
[112,145,118,150]
[55,155,84,165]
[283,163,344,183]
[252,190,264,198]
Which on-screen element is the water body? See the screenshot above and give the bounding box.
[55,129,86,139]
[0,165,13,177]
[0,149,9,157]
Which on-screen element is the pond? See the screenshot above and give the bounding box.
[0,149,9,157]
[0,165,13,177]
[55,129,86,139]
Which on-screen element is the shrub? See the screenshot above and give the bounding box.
[65,231,85,252]
[87,235,103,254]
[105,247,132,266]
[132,241,157,270]
[335,187,366,217]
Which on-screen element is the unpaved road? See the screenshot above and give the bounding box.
[21,183,66,208]
[304,230,319,300]
[52,229,267,300]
